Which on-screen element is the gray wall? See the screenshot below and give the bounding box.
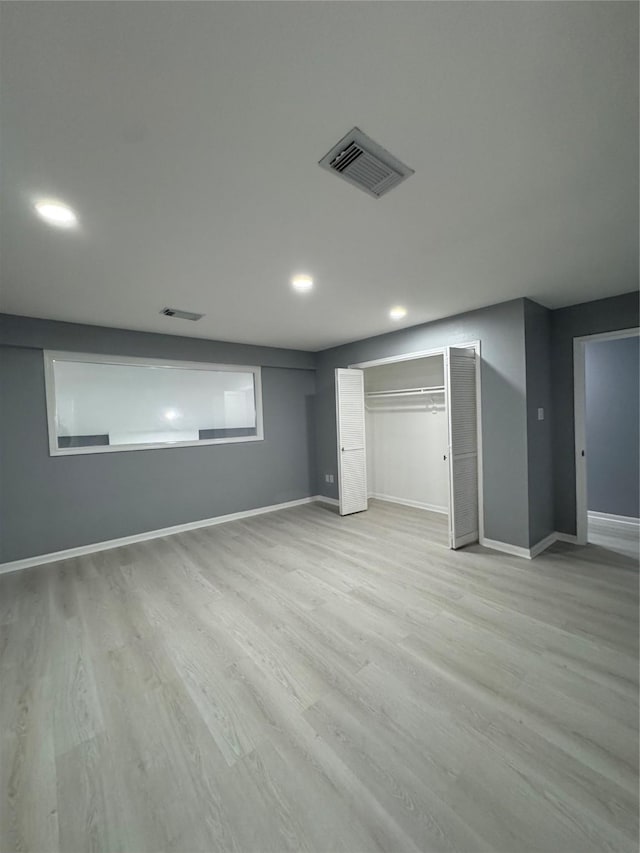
[585,335,639,518]
[524,300,554,545]
[0,315,316,562]
[0,313,316,370]
[550,291,639,535]
[4,292,637,562]
[315,299,531,549]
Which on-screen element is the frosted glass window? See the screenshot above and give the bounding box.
[44,352,263,455]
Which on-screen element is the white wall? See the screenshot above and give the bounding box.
[366,401,449,513]
[364,355,449,513]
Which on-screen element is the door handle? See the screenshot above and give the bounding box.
[443,454,447,461]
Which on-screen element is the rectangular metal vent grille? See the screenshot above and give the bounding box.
[161,307,204,321]
[319,128,414,199]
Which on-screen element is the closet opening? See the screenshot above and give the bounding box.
[335,344,482,550]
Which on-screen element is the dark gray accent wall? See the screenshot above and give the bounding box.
[550,291,640,535]
[0,316,317,563]
[585,336,639,518]
[315,299,531,549]
[524,300,554,545]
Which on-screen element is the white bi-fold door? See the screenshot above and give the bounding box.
[335,352,480,547]
[335,368,368,516]
[445,346,479,548]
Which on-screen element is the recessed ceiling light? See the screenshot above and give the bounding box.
[164,409,180,421]
[291,274,314,293]
[34,198,78,229]
[389,306,407,320]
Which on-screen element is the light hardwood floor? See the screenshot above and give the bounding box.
[1,500,638,853]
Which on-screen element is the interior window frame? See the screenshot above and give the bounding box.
[43,350,264,456]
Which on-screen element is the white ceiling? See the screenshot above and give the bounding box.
[1,2,637,351]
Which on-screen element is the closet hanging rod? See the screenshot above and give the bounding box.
[365,386,445,398]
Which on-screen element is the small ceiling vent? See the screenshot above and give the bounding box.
[319,127,414,199]
[161,307,204,321]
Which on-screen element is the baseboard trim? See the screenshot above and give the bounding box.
[0,499,585,575]
[315,495,339,507]
[480,537,532,559]
[554,531,579,545]
[588,511,639,538]
[0,496,327,576]
[368,493,448,515]
[481,530,579,560]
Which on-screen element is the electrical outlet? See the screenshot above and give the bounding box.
[325,473,335,484]
[537,407,544,421]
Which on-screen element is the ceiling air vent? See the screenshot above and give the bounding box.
[319,127,414,199]
[161,307,204,321]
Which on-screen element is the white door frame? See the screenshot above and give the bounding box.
[349,340,484,542]
[573,327,639,545]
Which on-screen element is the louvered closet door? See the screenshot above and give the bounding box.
[445,347,479,548]
[335,369,368,516]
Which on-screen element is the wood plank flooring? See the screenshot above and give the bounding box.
[1,500,638,853]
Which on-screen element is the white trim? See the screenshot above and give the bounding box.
[574,328,640,346]
[0,496,325,576]
[573,339,587,545]
[316,495,340,507]
[553,532,579,545]
[588,510,640,528]
[588,511,640,541]
[368,493,448,514]
[573,327,639,545]
[43,350,264,456]
[481,530,579,560]
[0,501,579,576]
[480,537,532,559]
[529,532,559,558]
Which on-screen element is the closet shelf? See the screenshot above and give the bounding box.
[365,386,445,399]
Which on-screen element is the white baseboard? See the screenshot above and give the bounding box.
[0,496,328,576]
[481,530,579,560]
[368,493,448,515]
[529,532,559,558]
[480,537,532,559]
[588,511,640,538]
[0,496,586,576]
[316,495,339,507]
[553,531,579,544]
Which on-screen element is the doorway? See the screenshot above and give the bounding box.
[574,328,640,556]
